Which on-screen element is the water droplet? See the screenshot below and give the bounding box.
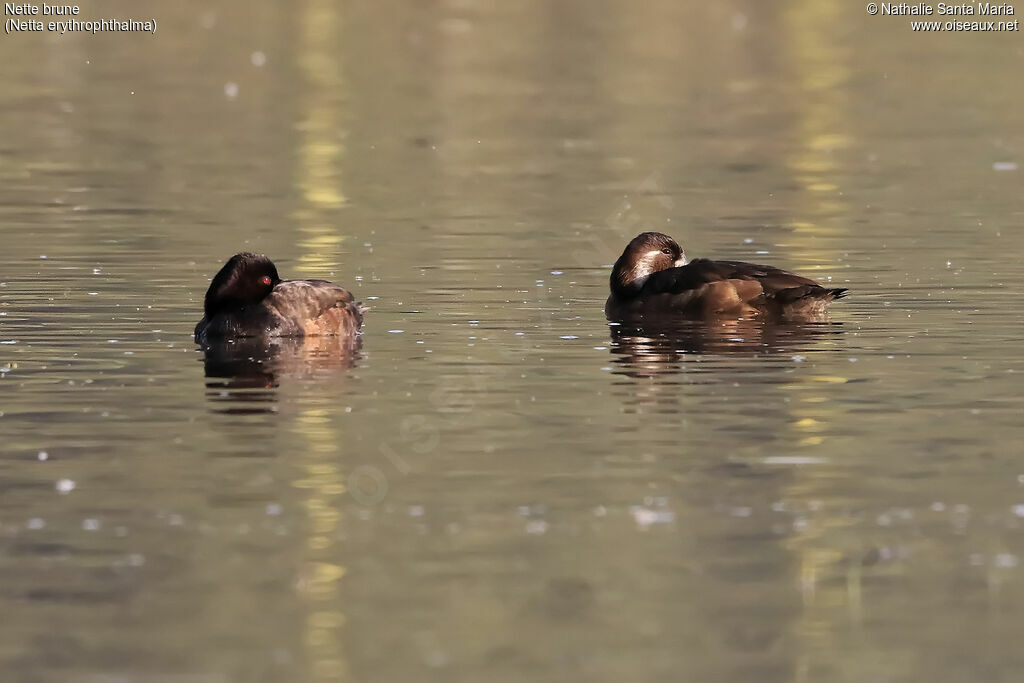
[525,519,549,535]
[995,553,1019,568]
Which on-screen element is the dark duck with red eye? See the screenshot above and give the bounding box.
[605,232,847,322]
[194,252,366,342]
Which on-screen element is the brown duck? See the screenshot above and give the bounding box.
[605,232,847,322]
[194,252,365,342]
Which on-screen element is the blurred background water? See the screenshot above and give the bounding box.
[1,1,1023,682]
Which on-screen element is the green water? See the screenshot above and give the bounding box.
[2,1,1023,681]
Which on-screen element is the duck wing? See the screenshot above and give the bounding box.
[707,260,848,304]
[641,259,846,316]
[643,259,816,293]
[264,280,366,337]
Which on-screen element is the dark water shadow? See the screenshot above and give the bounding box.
[608,319,846,380]
[200,335,362,414]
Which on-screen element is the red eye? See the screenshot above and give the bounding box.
[260,276,272,286]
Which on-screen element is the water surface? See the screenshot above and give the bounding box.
[2,1,1024,682]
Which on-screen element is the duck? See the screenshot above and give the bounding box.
[194,252,366,342]
[605,232,847,322]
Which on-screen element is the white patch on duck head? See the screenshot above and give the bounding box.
[626,249,663,286]
[631,248,686,282]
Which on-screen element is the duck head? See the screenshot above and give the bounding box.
[610,232,687,295]
[203,252,282,317]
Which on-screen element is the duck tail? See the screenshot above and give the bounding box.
[774,285,848,305]
[827,287,849,300]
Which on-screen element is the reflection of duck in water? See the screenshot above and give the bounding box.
[606,232,847,323]
[609,319,844,380]
[201,335,361,414]
[194,252,365,342]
